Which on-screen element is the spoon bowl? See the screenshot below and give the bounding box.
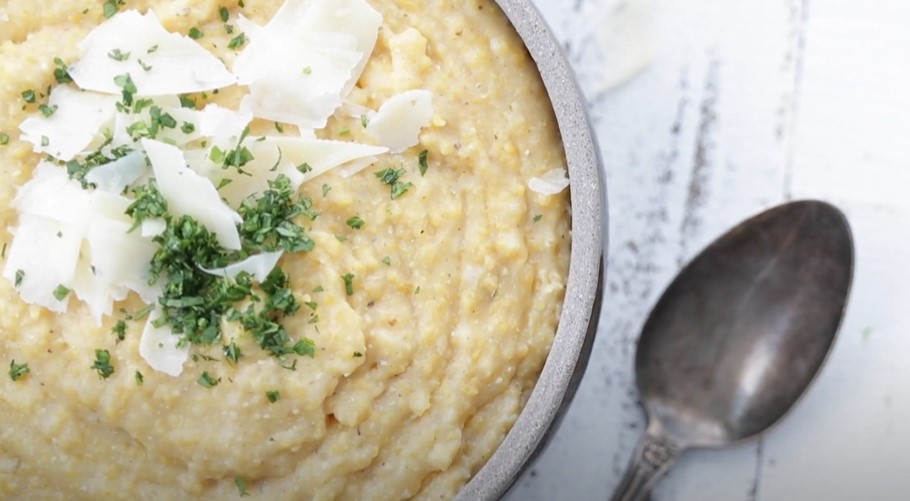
[611,200,854,501]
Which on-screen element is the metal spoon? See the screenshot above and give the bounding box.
[610,200,854,501]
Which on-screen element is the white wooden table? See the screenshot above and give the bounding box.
[507,0,910,500]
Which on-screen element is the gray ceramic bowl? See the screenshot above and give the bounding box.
[455,1,607,499]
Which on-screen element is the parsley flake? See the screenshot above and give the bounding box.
[374,167,413,200]
[0,132,9,145]
[102,0,122,18]
[8,360,29,381]
[21,89,36,103]
[188,27,204,39]
[108,48,131,61]
[53,58,73,84]
[135,370,144,385]
[38,104,58,118]
[197,371,220,388]
[418,149,429,176]
[223,341,242,363]
[227,33,246,50]
[235,476,250,497]
[219,6,230,22]
[113,73,137,106]
[52,284,71,301]
[533,214,543,223]
[14,269,24,287]
[91,349,115,379]
[346,216,365,230]
[342,273,355,296]
[265,390,280,403]
[112,320,127,342]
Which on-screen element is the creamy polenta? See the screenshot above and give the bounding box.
[0,0,570,499]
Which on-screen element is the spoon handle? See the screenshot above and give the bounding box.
[609,431,680,501]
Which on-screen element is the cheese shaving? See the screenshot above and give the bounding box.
[19,86,117,162]
[141,138,242,250]
[366,89,434,153]
[200,251,284,282]
[139,310,190,377]
[529,168,571,195]
[69,10,235,96]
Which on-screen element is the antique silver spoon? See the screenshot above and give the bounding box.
[611,200,854,501]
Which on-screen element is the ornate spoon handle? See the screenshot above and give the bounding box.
[609,429,681,501]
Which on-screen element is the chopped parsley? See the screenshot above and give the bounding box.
[179,95,197,109]
[21,89,36,103]
[14,269,24,287]
[418,149,429,176]
[53,58,73,84]
[382,256,391,266]
[102,0,123,19]
[219,6,230,22]
[265,390,280,403]
[137,59,153,72]
[302,66,313,76]
[237,175,317,253]
[40,136,49,147]
[227,33,247,50]
[322,184,331,197]
[235,476,250,497]
[126,182,168,232]
[108,48,131,61]
[360,114,370,128]
[52,284,71,301]
[112,320,127,342]
[341,273,355,296]
[533,214,543,222]
[135,370,144,385]
[147,45,159,54]
[65,139,133,188]
[223,341,242,363]
[374,167,413,200]
[188,27,204,40]
[197,371,220,388]
[8,360,29,381]
[338,126,350,136]
[346,216,365,230]
[38,104,58,118]
[113,73,137,106]
[0,132,9,145]
[91,349,115,379]
[274,122,285,133]
[353,351,363,358]
[181,122,196,134]
[210,128,255,173]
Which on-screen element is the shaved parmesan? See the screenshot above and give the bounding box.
[13,162,91,230]
[234,0,381,129]
[19,86,117,162]
[529,168,570,195]
[84,150,147,194]
[366,89,434,153]
[139,310,189,377]
[141,139,242,250]
[140,218,167,238]
[69,10,235,96]
[196,136,386,207]
[198,104,253,140]
[200,251,283,282]
[2,214,82,313]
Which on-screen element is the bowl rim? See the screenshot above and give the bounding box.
[455,1,607,499]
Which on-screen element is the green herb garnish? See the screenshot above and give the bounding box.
[342,273,355,296]
[235,476,250,497]
[113,73,137,106]
[14,269,24,287]
[418,150,429,176]
[219,6,230,22]
[265,390,280,403]
[374,167,413,200]
[188,27,204,39]
[108,48,131,61]
[112,320,127,342]
[52,284,70,301]
[227,33,246,50]
[102,0,122,18]
[0,133,9,145]
[53,58,73,84]
[91,349,114,379]
[135,370,144,385]
[197,371,220,388]
[346,216,365,230]
[21,89,36,103]
[8,360,29,381]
